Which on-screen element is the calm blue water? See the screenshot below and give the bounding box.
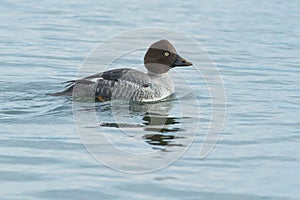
[1,0,299,199]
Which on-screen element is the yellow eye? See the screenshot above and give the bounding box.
[164,52,170,57]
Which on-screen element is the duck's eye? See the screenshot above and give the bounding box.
[164,52,170,57]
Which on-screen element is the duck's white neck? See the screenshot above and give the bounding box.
[147,71,169,77]
[147,70,174,93]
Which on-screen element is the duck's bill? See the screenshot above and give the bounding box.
[172,54,193,67]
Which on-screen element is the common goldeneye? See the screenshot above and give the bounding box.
[51,40,192,102]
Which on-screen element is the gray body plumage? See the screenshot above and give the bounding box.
[58,68,174,102]
[103,69,174,102]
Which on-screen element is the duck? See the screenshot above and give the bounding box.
[51,39,192,102]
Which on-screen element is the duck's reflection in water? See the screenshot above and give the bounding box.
[99,99,185,148]
[142,114,185,147]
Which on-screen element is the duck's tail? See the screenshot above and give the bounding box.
[49,80,75,96]
[49,79,95,97]
[49,87,73,96]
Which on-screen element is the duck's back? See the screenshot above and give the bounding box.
[52,68,173,102]
[95,68,151,101]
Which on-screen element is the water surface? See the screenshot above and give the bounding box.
[0,0,299,199]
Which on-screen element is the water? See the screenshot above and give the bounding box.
[1,0,299,199]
